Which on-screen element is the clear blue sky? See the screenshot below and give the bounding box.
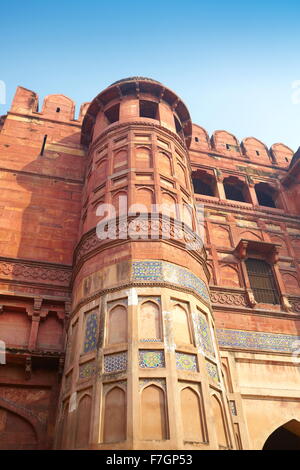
[1,0,300,151]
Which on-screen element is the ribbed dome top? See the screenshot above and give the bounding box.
[111,77,162,86]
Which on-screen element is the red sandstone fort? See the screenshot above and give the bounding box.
[0,77,299,450]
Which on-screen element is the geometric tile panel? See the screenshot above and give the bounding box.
[176,352,198,371]
[217,329,300,353]
[132,261,210,302]
[139,378,166,391]
[139,350,165,368]
[83,312,98,354]
[193,312,215,358]
[79,361,97,379]
[104,351,127,373]
[205,360,219,384]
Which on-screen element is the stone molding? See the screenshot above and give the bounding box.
[0,257,72,287]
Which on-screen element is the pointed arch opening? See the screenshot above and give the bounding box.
[263,420,300,450]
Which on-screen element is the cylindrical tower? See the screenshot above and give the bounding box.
[57,77,236,450]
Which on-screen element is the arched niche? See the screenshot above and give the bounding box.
[211,225,232,248]
[140,384,168,440]
[0,406,38,450]
[135,146,152,168]
[75,394,92,449]
[172,304,192,345]
[161,192,178,219]
[136,187,154,212]
[112,191,127,216]
[176,162,187,188]
[103,387,126,443]
[211,394,228,449]
[182,203,193,229]
[37,312,63,350]
[113,149,128,172]
[107,304,128,345]
[158,151,173,175]
[139,301,161,341]
[180,387,205,442]
[219,264,241,288]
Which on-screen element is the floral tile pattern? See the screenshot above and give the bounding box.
[175,352,198,371]
[139,350,165,368]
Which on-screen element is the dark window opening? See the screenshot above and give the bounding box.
[224,183,246,202]
[174,115,183,134]
[104,103,120,124]
[245,258,279,304]
[226,143,240,152]
[285,157,289,162]
[255,183,277,208]
[139,100,158,119]
[193,179,214,196]
[256,150,260,156]
[56,107,61,113]
[195,137,199,142]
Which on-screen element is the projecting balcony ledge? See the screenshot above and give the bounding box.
[234,238,281,264]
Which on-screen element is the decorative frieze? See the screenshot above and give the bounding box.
[217,328,300,353]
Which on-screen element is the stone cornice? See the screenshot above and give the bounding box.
[72,214,207,281]
[88,120,188,156]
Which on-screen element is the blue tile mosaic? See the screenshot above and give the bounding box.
[205,360,219,384]
[139,350,165,368]
[176,352,198,371]
[79,361,97,379]
[104,351,127,373]
[83,312,98,353]
[217,329,300,353]
[193,312,215,358]
[132,261,209,302]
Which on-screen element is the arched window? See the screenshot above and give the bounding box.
[223,177,249,203]
[255,182,277,208]
[245,258,279,304]
[192,171,216,196]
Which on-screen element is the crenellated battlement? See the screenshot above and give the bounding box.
[190,123,294,168]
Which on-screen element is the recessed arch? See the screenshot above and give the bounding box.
[263,420,300,450]
[140,384,168,440]
[107,304,128,344]
[75,394,92,449]
[172,303,192,345]
[180,387,205,442]
[139,300,161,341]
[211,394,228,449]
[103,386,126,443]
